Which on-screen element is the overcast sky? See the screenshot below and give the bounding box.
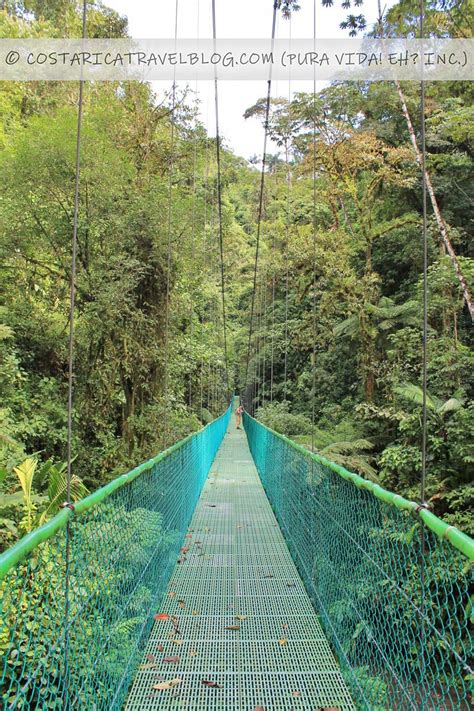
[106,0,396,159]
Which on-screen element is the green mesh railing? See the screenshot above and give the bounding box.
[0,405,231,710]
[244,412,473,711]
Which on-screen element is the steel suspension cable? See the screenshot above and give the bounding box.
[64,1,87,701]
[270,231,276,402]
[269,11,280,406]
[163,0,179,433]
[66,1,87,504]
[188,0,201,410]
[212,0,230,401]
[419,0,429,656]
[310,0,318,453]
[420,0,428,509]
[262,266,268,407]
[256,285,262,409]
[283,16,292,403]
[244,0,278,403]
[199,96,211,422]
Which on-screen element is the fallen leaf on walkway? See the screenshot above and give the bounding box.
[146,654,156,663]
[185,534,193,539]
[282,623,288,630]
[263,574,274,579]
[163,656,180,664]
[189,649,198,657]
[171,616,180,633]
[287,582,296,588]
[235,615,247,621]
[153,678,182,691]
[178,600,186,609]
[140,662,156,670]
[171,639,183,645]
[154,613,169,621]
[157,644,164,652]
[225,625,240,630]
[254,706,265,711]
[292,691,301,697]
[180,547,189,554]
[168,592,176,598]
[278,638,288,646]
[201,680,223,688]
[192,610,200,616]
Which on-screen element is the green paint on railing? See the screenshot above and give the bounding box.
[244,411,473,711]
[0,405,231,710]
[0,414,230,580]
[244,414,474,560]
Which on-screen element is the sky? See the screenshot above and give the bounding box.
[106,0,397,160]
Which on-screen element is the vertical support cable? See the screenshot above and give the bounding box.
[200,99,211,422]
[64,1,87,703]
[310,0,317,453]
[270,232,276,403]
[420,0,428,509]
[283,16,292,403]
[262,268,267,407]
[244,0,278,396]
[212,0,231,402]
[419,0,428,670]
[188,0,200,409]
[256,285,262,410]
[163,0,179,434]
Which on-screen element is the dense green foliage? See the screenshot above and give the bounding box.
[0,0,472,553]
[244,2,474,534]
[0,2,242,549]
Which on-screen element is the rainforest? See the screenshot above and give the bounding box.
[0,0,472,551]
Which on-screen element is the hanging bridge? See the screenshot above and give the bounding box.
[0,401,472,710]
[1,1,473,709]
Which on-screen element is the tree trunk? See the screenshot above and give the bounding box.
[394,80,474,322]
[374,1,473,321]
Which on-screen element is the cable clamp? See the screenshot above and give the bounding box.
[60,502,75,512]
[414,502,430,514]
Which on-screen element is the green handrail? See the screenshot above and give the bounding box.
[0,411,229,580]
[1,404,232,710]
[244,411,473,711]
[244,412,474,560]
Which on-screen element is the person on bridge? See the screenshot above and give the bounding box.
[235,403,244,429]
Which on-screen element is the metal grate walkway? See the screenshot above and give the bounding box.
[125,422,354,710]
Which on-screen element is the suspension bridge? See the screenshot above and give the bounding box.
[0,0,473,709]
[0,400,472,709]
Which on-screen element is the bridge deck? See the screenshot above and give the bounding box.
[125,422,354,710]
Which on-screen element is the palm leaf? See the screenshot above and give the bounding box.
[39,464,88,524]
[438,397,464,415]
[322,438,374,455]
[13,458,37,502]
[394,383,439,411]
[333,314,359,338]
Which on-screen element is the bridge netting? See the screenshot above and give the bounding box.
[0,405,472,710]
[0,407,231,710]
[244,412,473,711]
